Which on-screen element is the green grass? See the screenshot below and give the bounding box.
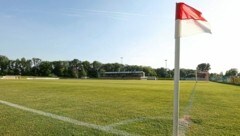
[0,79,239,136]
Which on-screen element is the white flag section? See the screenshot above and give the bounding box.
[175,19,211,38]
[173,2,211,136]
[175,2,211,38]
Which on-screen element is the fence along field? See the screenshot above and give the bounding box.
[0,79,239,136]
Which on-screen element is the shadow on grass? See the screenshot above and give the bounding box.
[210,81,240,87]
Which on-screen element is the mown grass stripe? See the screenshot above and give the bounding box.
[0,100,137,136]
[179,82,198,136]
[183,82,197,115]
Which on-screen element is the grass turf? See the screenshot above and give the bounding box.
[0,79,239,136]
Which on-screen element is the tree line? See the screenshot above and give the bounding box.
[1,55,237,79]
[0,55,157,78]
[210,68,240,79]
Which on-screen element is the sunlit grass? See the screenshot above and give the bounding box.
[0,80,239,135]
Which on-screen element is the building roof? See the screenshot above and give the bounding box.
[104,71,144,74]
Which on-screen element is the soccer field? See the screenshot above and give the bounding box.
[0,80,239,136]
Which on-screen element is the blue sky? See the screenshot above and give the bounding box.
[0,0,239,73]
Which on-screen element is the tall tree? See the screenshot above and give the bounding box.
[0,55,9,75]
[81,61,90,77]
[180,69,195,79]
[69,59,81,78]
[19,58,32,75]
[156,67,168,78]
[123,65,142,72]
[38,61,53,76]
[7,60,15,75]
[143,66,157,76]
[13,59,22,75]
[52,61,66,77]
[90,61,102,78]
[31,58,42,76]
[79,65,87,78]
[225,68,238,77]
[197,63,211,72]
[32,58,41,67]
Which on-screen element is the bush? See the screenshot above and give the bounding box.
[231,77,240,84]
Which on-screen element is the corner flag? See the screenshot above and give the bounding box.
[173,2,211,136]
[175,2,211,38]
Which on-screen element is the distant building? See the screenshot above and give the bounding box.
[101,71,146,80]
[196,71,209,81]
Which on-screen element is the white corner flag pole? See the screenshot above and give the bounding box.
[173,32,180,136]
[173,3,181,135]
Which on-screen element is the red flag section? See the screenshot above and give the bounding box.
[176,3,207,21]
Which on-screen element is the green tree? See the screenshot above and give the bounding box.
[7,60,15,75]
[180,69,195,79]
[19,58,32,75]
[89,61,102,78]
[156,68,168,78]
[81,61,91,77]
[102,63,117,72]
[32,58,41,67]
[52,61,67,77]
[31,58,42,76]
[13,59,22,75]
[197,63,211,72]
[225,68,238,77]
[39,61,53,76]
[0,55,9,75]
[124,65,143,72]
[79,66,87,78]
[180,69,187,79]
[167,69,174,78]
[155,68,173,78]
[69,59,81,78]
[142,66,156,76]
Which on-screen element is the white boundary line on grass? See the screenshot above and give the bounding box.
[0,100,138,136]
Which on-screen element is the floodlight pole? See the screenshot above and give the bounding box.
[173,37,180,136]
[120,57,123,72]
[195,67,198,83]
[165,59,168,69]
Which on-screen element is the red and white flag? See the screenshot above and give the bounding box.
[175,2,211,38]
